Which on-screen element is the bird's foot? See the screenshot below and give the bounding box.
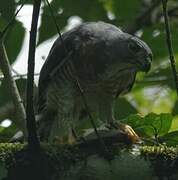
[71,128,87,144]
[107,122,140,144]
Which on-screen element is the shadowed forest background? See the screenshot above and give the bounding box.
[0,0,178,147]
[0,0,178,180]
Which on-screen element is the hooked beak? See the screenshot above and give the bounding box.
[139,54,152,73]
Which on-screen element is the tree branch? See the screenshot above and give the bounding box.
[26,0,41,149]
[161,0,178,97]
[0,0,28,139]
[0,73,40,81]
[0,43,26,136]
[45,0,67,53]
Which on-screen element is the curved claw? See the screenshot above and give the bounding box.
[107,122,140,144]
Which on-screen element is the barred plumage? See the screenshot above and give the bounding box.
[38,21,152,142]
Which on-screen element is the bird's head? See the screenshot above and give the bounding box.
[126,36,153,72]
[104,32,153,74]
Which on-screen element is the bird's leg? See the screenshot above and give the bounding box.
[70,127,87,144]
[98,96,140,143]
[71,127,78,139]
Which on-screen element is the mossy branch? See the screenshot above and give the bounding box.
[1,142,178,180]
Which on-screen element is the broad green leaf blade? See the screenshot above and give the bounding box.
[122,114,144,128]
[0,124,18,142]
[160,131,178,146]
[0,17,8,32]
[172,100,178,115]
[141,113,172,137]
[4,20,25,64]
[0,0,16,21]
[156,114,173,136]
[16,0,33,5]
[124,113,173,138]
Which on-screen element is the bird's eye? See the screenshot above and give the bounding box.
[128,42,141,53]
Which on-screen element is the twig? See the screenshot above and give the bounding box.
[0,0,28,139]
[26,0,41,149]
[161,0,178,97]
[74,76,110,154]
[0,43,27,136]
[0,73,40,81]
[45,0,67,53]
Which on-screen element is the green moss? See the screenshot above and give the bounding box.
[141,145,178,179]
[0,143,24,163]
[141,145,178,159]
[0,143,178,180]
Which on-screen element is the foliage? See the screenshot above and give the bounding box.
[0,0,178,145]
[122,113,178,145]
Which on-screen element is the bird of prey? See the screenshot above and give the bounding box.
[37,21,152,142]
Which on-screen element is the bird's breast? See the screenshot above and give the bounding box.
[99,69,136,96]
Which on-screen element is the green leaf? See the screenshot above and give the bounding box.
[0,0,16,21]
[172,100,178,115]
[0,17,8,32]
[123,114,144,128]
[0,126,5,133]
[0,123,18,142]
[141,113,173,137]
[124,113,173,138]
[38,0,107,44]
[160,131,178,146]
[16,0,33,5]
[4,20,25,64]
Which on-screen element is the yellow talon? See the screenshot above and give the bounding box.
[119,124,140,143]
[109,122,140,144]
